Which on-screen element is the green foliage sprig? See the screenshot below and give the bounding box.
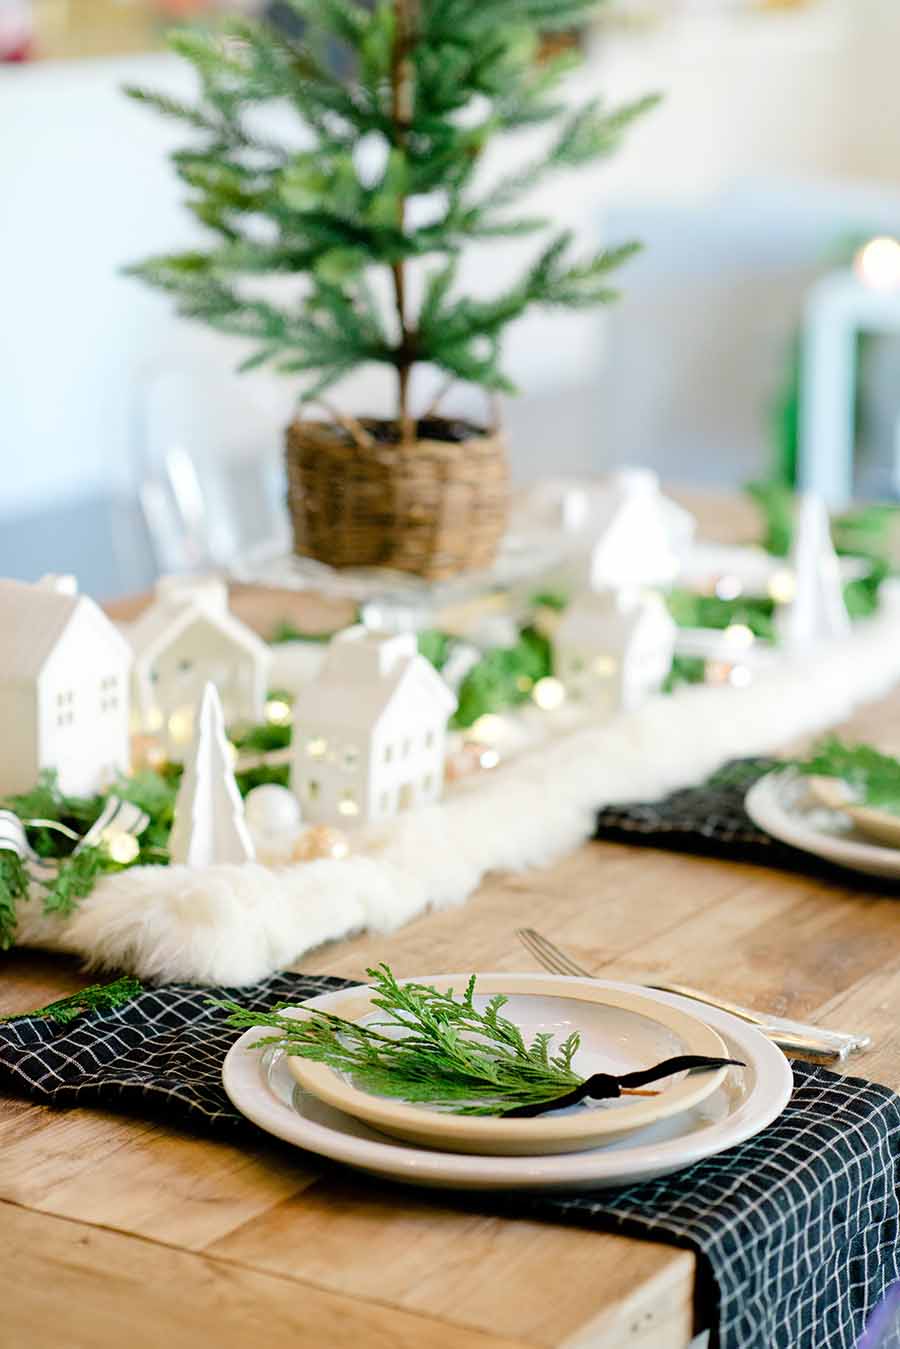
[0,770,178,950]
[125,0,657,431]
[0,978,143,1026]
[219,962,585,1114]
[791,737,900,814]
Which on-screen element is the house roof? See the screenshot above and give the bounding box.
[129,595,270,671]
[0,579,131,683]
[295,630,457,731]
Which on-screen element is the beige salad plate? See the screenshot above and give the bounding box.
[284,974,731,1156]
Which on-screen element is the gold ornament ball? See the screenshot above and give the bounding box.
[292,825,350,862]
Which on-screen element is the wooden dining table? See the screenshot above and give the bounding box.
[2,493,899,1349]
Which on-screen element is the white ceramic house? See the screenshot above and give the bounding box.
[0,575,132,796]
[291,627,457,828]
[129,576,271,758]
[587,471,683,591]
[556,587,676,718]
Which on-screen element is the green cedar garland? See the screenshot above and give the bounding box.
[124,0,658,433]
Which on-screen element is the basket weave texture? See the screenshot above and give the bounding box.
[285,418,509,580]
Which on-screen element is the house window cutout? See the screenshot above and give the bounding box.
[306,737,327,759]
[398,783,414,810]
[384,744,394,764]
[342,745,359,771]
[402,738,411,758]
[307,780,320,801]
[423,774,433,793]
[425,729,435,749]
[338,790,359,818]
[379,790,390,813]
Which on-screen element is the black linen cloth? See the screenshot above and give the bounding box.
[1,972,898,1349]
[594,756,900,885]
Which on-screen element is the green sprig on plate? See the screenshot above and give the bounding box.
[220,964,740,1119]
[792,738,900,815]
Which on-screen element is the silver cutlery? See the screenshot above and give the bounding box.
[516,927,871,1061]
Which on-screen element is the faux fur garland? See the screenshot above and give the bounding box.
[17,584,900,986]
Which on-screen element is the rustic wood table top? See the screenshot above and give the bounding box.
[2,493,899,1349]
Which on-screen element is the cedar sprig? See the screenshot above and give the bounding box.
[0,977,143,1025]
[792,738,900,814]
[219,962,585,1114]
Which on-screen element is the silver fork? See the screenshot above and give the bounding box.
[516,928,871,1061]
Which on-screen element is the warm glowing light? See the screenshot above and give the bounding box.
[855,237,900,291]
[714,575,742,601]
[102,829,140,865]
[532,676,566,711]
[515,675,534,693]
[591,655,618,677]
[479,748,500,770]
[306,736,328,759]
[337,796,360,817]
[705,660,733,686]
[146,706,164,732]
[167,707,194,744]
[768,568,796,604]
[729,665,752,689]
[470,714,508,744]
[265,697,292,726]
[723,623,755,651]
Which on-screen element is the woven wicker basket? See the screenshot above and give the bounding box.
[285,418,509,581]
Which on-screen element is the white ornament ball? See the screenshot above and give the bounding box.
[244,784,303,838]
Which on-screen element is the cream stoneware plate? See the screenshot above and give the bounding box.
[808,775,900,850]
[222,979,792,1191]
[282,974,730,1155]
[746,770,900,880]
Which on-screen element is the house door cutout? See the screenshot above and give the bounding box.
[398,782,414,810]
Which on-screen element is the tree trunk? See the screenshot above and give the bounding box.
[391,0,415,444]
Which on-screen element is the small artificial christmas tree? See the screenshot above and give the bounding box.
[168,682,256,866]
[126,0,656,578]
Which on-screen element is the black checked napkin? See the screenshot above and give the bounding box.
[595,756,900,885]
[1,974,899,1349]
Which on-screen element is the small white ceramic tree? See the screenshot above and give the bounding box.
[291,626,457,828]
[556,587,676,717]
[776,494,851,649]
[169,682,255,866]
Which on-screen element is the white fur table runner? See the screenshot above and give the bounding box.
[16,584,900,986]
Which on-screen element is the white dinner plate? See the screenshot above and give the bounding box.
[745,770,900,880]
[287,976,731,1156]
[222,977,792,1191]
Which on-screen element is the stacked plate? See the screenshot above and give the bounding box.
[222,972,793,1192]
[746,770,900,879]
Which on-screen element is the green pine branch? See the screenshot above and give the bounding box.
[126,0,657,428]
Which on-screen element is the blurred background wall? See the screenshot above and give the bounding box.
[3,0,900,595]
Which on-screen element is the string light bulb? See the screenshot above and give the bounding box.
[102,829,140,865]
[265,697,292,726]
[532,676,566,710]
[855,237,900,291]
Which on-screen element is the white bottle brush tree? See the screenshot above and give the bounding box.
[124,0,658,443]
[168,683,256,866]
